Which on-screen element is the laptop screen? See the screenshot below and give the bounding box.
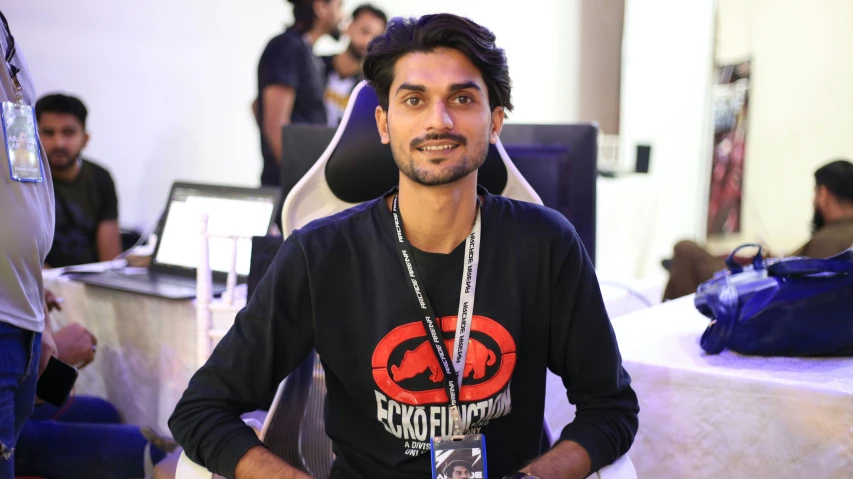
[154,184,277,276]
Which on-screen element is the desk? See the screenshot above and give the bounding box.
[612,297,852,478]
[43,271,241,433]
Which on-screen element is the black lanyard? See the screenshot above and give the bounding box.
[0,11,24,103]
[389,193,481,435]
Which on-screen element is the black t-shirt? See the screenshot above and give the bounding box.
[169,187,639,479]
[46,159,118,267]
[257,28,328,186]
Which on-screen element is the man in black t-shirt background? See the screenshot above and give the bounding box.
[256,0,344,187]
[35,94,122,267]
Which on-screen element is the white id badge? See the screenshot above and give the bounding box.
[431,434,488,479]
[2,101,44,182]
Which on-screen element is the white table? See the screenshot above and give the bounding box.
[608,296,853,478]
[43,268,242,433]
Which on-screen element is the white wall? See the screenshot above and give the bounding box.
[714,0,853,254]
[6,0,582,231]
[613,0,717,279]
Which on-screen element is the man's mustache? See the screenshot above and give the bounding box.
[410,132,467,150]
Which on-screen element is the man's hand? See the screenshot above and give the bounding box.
[53,323,97,369]
[523,440,592,479]
[235,446,313,479]
[45,288,63,312]
[39,320,57,377]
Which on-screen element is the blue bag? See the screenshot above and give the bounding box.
[694,244,853,356]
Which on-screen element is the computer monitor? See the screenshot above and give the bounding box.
[152,183,279,279]
[501,124,598,263]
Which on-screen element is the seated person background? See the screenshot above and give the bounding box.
[14,289,178,479]
[664,159,853,300]
[36,93,122,267]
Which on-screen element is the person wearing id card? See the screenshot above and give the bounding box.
[170,13,639,479]
[0,11,58,479]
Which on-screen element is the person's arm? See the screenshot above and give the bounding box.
[527,219,639,478]
[96,168,122,261]
[39,300,57,376]
[261,84,296,164]
[168,235,315,478]
[257,36,301,165]
[234,446,312,479]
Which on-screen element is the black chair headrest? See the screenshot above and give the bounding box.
[325,84,508,203]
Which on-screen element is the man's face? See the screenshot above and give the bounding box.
[346,12,386,59]
[317,0,344,40]
[38,112,88,170]
[375,48,504,187]
[813,184,828,232]
[451,465,471,479]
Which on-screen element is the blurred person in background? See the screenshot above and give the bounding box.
[322,4,387,126]
[36,93,122,268]
[256,0,344,187]
[664,159,853,300]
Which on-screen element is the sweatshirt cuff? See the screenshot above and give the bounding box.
[558,421,615,474]
[212,427,265,479]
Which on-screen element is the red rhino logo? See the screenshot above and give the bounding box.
[371,315,516,405]
[391,338,497,383]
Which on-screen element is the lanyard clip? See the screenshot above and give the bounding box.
[450,405,464,435]
[11,74,23,105]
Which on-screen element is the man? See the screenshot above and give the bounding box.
[257,0,344,186]
[444,460,472,479]
[35,93,122,267]
[322,4,387,126]
[0,11,57,479]
[171,14,638,479]
[664,159,853,300]
[14,291,178,478]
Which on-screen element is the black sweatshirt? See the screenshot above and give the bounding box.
[169,187,639,478]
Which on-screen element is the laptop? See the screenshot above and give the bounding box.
[70,182,279,299]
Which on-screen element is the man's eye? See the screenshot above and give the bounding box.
[405,97,421,106]
[453,96,472,104]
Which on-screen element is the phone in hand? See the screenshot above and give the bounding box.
[35,356,78,406]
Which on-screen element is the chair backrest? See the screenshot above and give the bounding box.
[280,81,542,236]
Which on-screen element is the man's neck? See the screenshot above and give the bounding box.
[50,157,82,183]
[388,174,480,254]
[304,26,325,47]
[332,50,361,78]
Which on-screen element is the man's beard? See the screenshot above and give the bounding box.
[390,130,488,187]
[347,42,364,60]
[812,208,826,233]
[47,148,81,171]
[328,26,341,42]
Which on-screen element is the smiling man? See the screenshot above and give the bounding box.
[170,13,638,479]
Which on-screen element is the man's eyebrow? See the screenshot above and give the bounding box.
[396,83,426,95]
[449,81,483,93]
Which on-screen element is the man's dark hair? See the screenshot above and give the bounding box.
[352,4,387,25]
[815,159,853,205]
[288,0,329,33]
[35,93,88,128]
[362,14,513,114]
[443,459,472,477]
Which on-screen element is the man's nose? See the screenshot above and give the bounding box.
[425,102,454,131]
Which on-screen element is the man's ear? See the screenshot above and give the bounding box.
[375,105,390,144]
[489,107,505,145]
[82,132,90,149]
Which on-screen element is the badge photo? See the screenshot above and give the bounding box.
[2,101,44,182]
[432,434,488,479]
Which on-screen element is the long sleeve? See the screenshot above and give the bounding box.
[168,235,315,478]
[548,223,639,473]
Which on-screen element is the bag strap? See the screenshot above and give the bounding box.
[725,243,765,274]
[768,250,853,276]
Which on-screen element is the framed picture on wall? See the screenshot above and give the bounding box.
[707,60,750,236]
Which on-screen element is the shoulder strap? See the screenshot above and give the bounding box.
[768,249,853,276]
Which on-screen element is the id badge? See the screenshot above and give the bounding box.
[431,434,488,479]
[2,101,44,182]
